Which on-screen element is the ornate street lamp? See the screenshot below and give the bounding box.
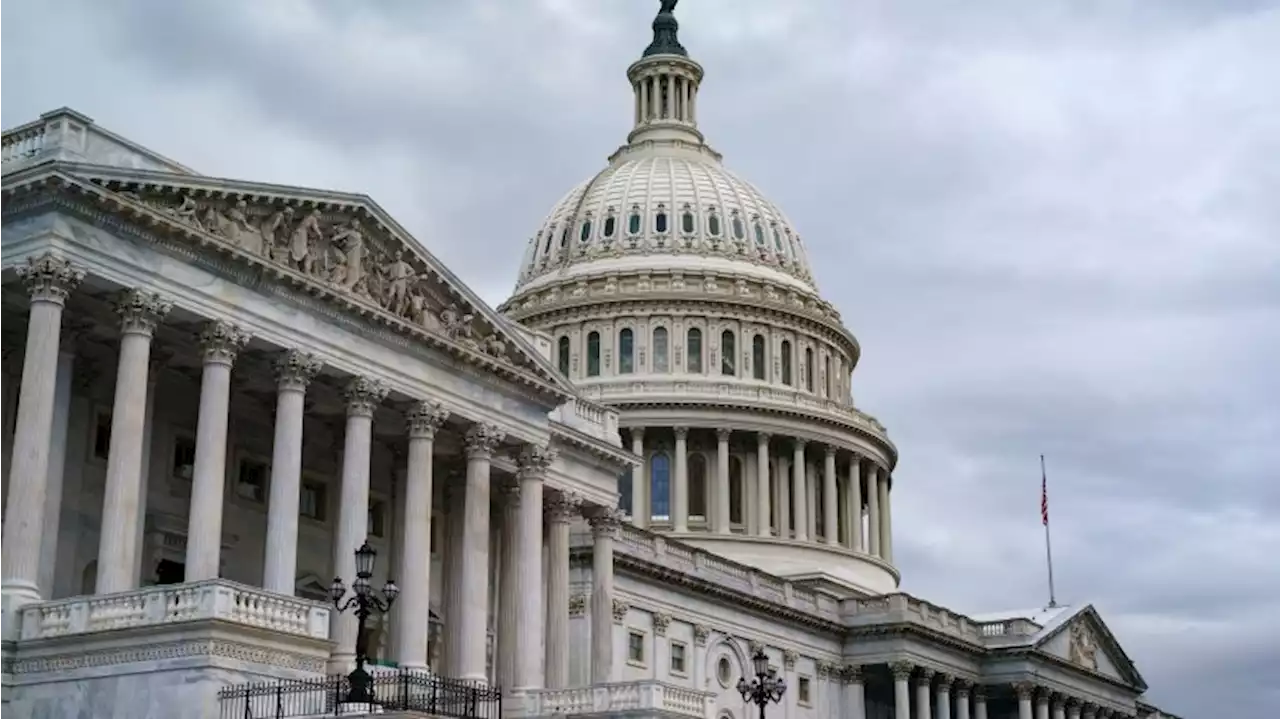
[330,540,400,705]
[737,648,786,719]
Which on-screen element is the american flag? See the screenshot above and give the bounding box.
[1040,466,1049,526]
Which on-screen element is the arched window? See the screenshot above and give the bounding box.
[753,222,765,246]
[560,226,570,248]
[824,355,832,397]
[650,453,671,520]
[773,225,785,253]
[580,219,592,243]
[708,213,721,237]
[752,334,766,380]
[688,453,708,519]
[767,463,778,534]
[587,331,601,377]
[682,210,695,234]
[541,230,553,255]
[805,347,815,392]
[729,456,744,525]
[780,340,793,385]
[732,214,745,240]
[655,209,668,234]
[720,330,736,376]
[815,475,826,538]
[618,328,635,374]
[653,327,670,373]
[686,328,703,373]
[628,210,642,235]
[603,214,616,238]
[557,336,571,377]
[618,469,633,517]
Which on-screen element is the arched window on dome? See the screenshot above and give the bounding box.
[707,211,722,237]
[731,213,745,241]
[557,336,571,377]
[587,331,601,377]
[560,225,570,248]
[541,229,553,256]
[768,461,779,533]
[772,224,785,253]
[686,328,703,374]
[729,456,744,525]
[655,206,668,234]
[805,347,815,392]
[720,330,736,376]
[780,340,793,385]
[580,218,592,243]
[603,213,617,239]
[753,220,765,246]
[618,328,635,374]
[688,452,707,520]
[618,468,633,517]
[628,208,642,235]
[824,354,832,397]
[652,327,670,373]
[681,208,696,234]
[752,334,766,380]
[650,452,671,521]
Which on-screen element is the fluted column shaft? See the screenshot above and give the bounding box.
[515,447,554,690]
[715,428,731,533]
[1067,704,1082,719]
[1036,696,1050,719]
[891,664,913,719]
[956,686,972,719]
[97,289,170,594]
[38,347,76,599]
[880,471,894,562]
[916,672,934,719]
[823,448,838,544]
[496,480,520,688]
[263,352,322,594]
[3,254,83,604]
[328,377,388,672]
[791,441,808,540]
[974,689,989,719]
[867,464,882,557]
[755,434,771,536]
[457,424,504,683]
[544,495,575,689]
[673,427,688,531]
[936,679,953,719]
[1015,684,1035,719]
[848,456,863,551]
[396,402,447,670]
[186,321,249,581]
[589,509,621,683]
[630,429,646,528]
[1052,700,1067,719]
[846,668,867,719]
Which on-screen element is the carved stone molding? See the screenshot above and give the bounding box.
[344,376,389,418]
[18,252,85,305]
[916,667,936,684]
[673,425,689,440]
[1014,682,1036,700]
[611,599,630,623]
[652,612,672,636]
[545,492,580,523]
[890,661,914,681]
[715,427,732,442]
[275,350,323,392]
[198,320,251,366]
[115,289,173,337]
[464,423,506,459]
[692,624,709,646]
[9,637,326,675]
[588,507,625,537]
[517,444,558,478]
[815,661,831,679]
[406,400,450,439]
[935,673,952,691]
[568,593,587,617]
[782,649,797,670]
[843,664,864,684]
[747,640,763,656]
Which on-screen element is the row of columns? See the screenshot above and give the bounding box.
[880,664,1137,719]
[624,427,893,562]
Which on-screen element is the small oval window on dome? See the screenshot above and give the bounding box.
[580,219,592,243]
[753,221,765,246]
[655,210,668,234]
[708,213,721,237]
[603,215,616,238]
[628,211,642,235]
[732,215,745,241]
[682,210,695,234]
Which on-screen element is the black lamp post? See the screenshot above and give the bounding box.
[330,540,400,705]
[737,648,786,719]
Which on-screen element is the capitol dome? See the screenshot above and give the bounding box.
[501,4,900,596]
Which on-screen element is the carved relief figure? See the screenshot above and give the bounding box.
[384,250,420,315]
[289,209,322,275]
[440,304,475,345]
[1068,622,1099,670]
[172,195,204,230]
[327,219,366,290]
[259,207,290,260]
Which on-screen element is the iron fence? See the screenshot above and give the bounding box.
[217,670,503,719]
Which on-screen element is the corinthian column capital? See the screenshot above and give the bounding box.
[587,506,624,537]
[464,423,505,459]
[18,252,85,305]
[275,350,322,391]
[344,376,389,417]
[198,320,251,366]
[115,289,172,336]
[517,444,558,478]
[406,400,450,439]
[545,491,580,524]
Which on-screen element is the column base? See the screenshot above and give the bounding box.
[1,584,42,641]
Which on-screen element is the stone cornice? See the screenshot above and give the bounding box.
[550,422,637,470]
[1,167,575,408]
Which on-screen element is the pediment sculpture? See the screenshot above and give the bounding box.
[1068,621,1099,671]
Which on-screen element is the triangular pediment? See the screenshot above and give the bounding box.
[1036,605,1147,691]
[2,161,577,406]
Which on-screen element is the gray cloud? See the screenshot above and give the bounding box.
[5,0,1279,716]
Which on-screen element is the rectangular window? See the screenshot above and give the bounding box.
[627,632,646,664]
[236,457,269,503]
[670,642,687,675]
[798,676,812,705]
[171,435,196,480]
[300,478,327,521]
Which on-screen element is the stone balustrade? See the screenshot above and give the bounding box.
[552,397,622,445]
[519,680,716,719]
[19,579,331,641]
[1,107,193,173]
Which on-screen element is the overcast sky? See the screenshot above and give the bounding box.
[4,0,1279,715]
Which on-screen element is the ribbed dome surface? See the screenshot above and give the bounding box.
[515,153,816,293]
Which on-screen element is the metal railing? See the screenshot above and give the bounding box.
[217,670,502,719]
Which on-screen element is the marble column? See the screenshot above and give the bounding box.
[263,351,322,594]
[845,666,866,719]
[1067,701,1082,719]
[97,289,171,594]
[396,401,448,670]
[755,433,771,537]
[866,464,881,558]
[715,428,731,533]
[496,477,521,689]
[3,253,83,607]
[891,662,913,719]
[848,455,863,552]
[791,440,808,541]
[1036,691,1050,719]
[38,345,77,599]
[328,377,388,672]
[630,428,647,528]
[822,447,838,545]
[441,479,465,676]
[458,423,505,683]
[778,455,790,537]
[185,321,250,581]
[880,470,894,563]
[936,675,953,719]
[915,669,934,719]
[515,446,553,690]
[974,686,988,719]
[588,508,622,684]
[673,426,688,531]
[1053,697,1067,719]
[1081,703,1097,719]
[955,681,972,719]
[544,492,576,689]
[1015,683,1035,719]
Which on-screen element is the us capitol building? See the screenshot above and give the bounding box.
[0,5,1181,719]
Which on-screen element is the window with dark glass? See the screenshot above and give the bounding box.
[720,330,736,376]
[171,435,196,480]
[752,334,766,380]
[653,327,670,373]
[651,453,671,520]
[628,212,642,234]
[604,215,616,238]
[619,469,633,516]
[753,222,765,245]
[824,355,832,396]
[580,220,592,243]
[300,479,327,521]
[618,328,635,374]
[781,340,793,385]
[729,456,744,524]
[560,226,571,248]
[688,453,707,519]
[587,331,601,377]
[773,226,785,252]
[541,230,553,255]
[682,211,695,233]
[236,457,269,503]
[708,213,721,237]
[655,211,668,233]
[557,336,571,376]
[805,347,815,392]
[732,215,745,240]
[686,328,703,373]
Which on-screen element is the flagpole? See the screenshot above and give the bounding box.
[1042,454,1058,609]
